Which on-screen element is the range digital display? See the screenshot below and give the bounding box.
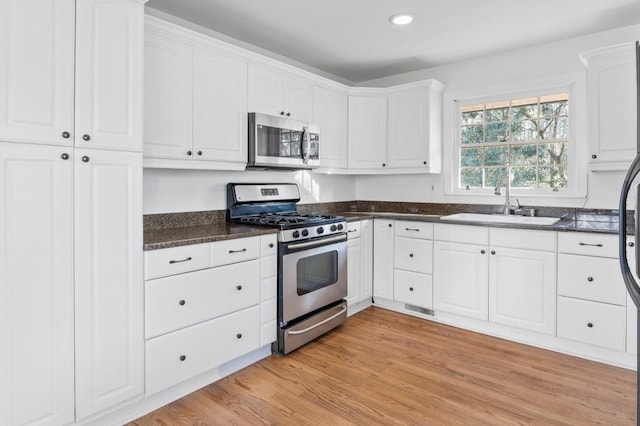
[261,188,279,196]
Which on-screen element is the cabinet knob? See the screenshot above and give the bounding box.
[236,285,243,291]
[187,151,192,156]
[423,161,427,165]
[82,156,90,163]
[409,253,414,258]
[286,112,291,117]
[587,276,594,282]
[280,111,285,116]
[178,299,186,306]
[388,224,392,227]
[61,131,70,139]
[591,154,597,159]
[82,134,91,141]
[236,333,242,339]
[179,355,186,361]
[382,163,386,167]
[629,242,635,247]
[481,250,486,254]
[587,322,593,328]
[197,151,203,156]
[269,243,274,248]
[409,287,414,292]
[491,250,496,255]
[61,153,70,160]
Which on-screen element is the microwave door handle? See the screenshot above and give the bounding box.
[301,127,310,165]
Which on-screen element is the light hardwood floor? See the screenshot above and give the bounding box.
[130,307,636,425]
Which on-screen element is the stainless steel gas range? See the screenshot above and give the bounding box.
[226,183,347,354]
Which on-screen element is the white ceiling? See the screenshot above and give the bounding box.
[146,0,640,84]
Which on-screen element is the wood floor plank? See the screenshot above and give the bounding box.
[129,307,636,425]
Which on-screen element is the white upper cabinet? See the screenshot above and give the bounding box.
[581,43,637,171]
[314,86,348,170]
[0,0,143,152]
[248,64,314,121]
[75,0,144,152]
[348,95,388,170]
[0,0,75,146]
[143,19,248,169]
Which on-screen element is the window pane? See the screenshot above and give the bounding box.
[460,168,482,188]
[539,142,567,165]
[511,166,536,188]
[511,98,539,119]
[486,107,508,122]
[538,166,567,189]
[484,146,508,166]
[485,167,507,188]
[540,99,568,117]
[461,125,483,144]
[540,116,568,139]
[510,144,537,165]
[461,147,482,167]
[485,122,509,143]
[510,120,538,141]
[461,109,484,125]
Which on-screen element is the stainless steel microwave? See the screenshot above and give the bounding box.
[248,112,320,170]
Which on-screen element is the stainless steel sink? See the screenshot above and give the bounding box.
[440,213,561,226]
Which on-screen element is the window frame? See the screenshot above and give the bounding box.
[443,73,587,204]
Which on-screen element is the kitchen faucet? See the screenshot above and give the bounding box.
[494,168,520,215]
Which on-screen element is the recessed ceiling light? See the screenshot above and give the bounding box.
[389,13,415,26]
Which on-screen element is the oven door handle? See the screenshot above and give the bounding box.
[286,305,347,336]
[285,234,346,251]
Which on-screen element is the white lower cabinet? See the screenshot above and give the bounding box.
[557,297,626,351]
[143,234,277,396]
[394,269,433,309]
[346,220,373,314]
[373,219,395,300]
[393,221,433,310]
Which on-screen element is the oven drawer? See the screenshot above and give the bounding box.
[557,297,626,351]
[145,306,260,396]
[395,221,433,240]
[394,269,432,309]
[394,236,433,274]
[558,254,626,306]
[211,236,260,267]
[144,243,210,280]
[145,260,260,338]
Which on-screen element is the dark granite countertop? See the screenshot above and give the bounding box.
[144,223,277,251]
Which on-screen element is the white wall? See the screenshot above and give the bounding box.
[356,24,640,209]
[143,168,356,214]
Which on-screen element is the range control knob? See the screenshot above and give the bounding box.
[330,224,337,232]
[292,230,300,239]
[317,227,324,234]
[337,223,344,231]
[301,229,309,237]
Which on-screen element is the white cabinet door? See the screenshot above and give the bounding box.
[248,65,284,116]
[347,236,362,307]
[373,219,395,300]
[360,220,373,300]
[348,96,387,170]
[314,86,348,169]
[75,0,144,152]
[489,247,556,335]
[193,48,247,163]
[0,0,75,146]
[283,75,314,122]
[582,43,637,170]
[0,143,75,426]
[433,241,489,320]
[387,86,429,169]
[143,30,193,159]
[74,149,143,419]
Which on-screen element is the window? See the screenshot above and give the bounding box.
[458,93,569,191]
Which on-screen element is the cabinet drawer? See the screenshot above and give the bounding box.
[434,224,488,245]
[145,260,260,338]
[347,221,361,239]
[394,237,433,274]
[558,233,618,258]
[145,243,210,280]
[211,236,260,267]
[145,306,260,396]
[557,297,626,351]
[558,254,626,306]
[490,228,556,252]
[395,220,433,239]
[260,234,277,256]
[394,269,432,309]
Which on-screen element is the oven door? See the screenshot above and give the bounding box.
[280,234,347,324]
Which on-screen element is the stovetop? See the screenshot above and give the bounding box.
[234,212,343,229]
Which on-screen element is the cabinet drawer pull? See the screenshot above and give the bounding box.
[405,228,420,232]
[578,242,603,247]
[409,287,414,291]
[179,355,186,361]
[178,299,186,306]
[587,322,594,328]
[236,285,243,291]
[236,333,242,339]
[587,276,594,282]
[229,248,247,254]
[169,257,192,264]
[348,229,357,233]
